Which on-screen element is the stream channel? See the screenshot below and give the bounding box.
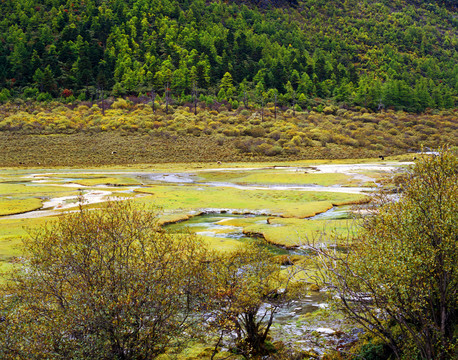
[166,210,354,354]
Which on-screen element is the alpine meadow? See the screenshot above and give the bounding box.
[0,0,457,359]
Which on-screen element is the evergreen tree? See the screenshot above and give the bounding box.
[220,72,236,100]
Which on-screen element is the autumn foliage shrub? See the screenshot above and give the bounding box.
[0,201,212,359]
[312,148,458,359]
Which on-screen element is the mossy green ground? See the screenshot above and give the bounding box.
[135,186,368,219]
[55,175,140,186]
[0,183,77,196]
[0,197,43,216]
[219,216,356,248]
[0,183,81,215]
[199,235,243,252]
[33,172,142,186]
[156,342,242,360]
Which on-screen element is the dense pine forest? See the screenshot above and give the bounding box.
[0,0,457,112]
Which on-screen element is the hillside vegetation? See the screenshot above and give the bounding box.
[0,100,456,166]
[0,0,457,112]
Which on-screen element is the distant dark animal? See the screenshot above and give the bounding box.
[379,155,385,161]
[111,151,117,155]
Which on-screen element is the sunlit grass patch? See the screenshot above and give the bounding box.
[34,172,142,187]
[105,191,139,198]
[216,216,266,227]
[198,170,359,186]
[0,183,78,197]
[0,197,43,216]
[244,217,356,248]
[200,235,243,252]
[134,186,368,218]
[279,201,333,218]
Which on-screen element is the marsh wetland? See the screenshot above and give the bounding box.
[0,159,409,355]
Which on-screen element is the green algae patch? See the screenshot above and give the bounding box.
[198,169,360,186]
[279,201,334,218]
[134,186,368,218]
[0,197,43,216]
[0,183,65,196]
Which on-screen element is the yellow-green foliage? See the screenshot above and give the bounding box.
[111,98,133,110]
[317,149,457,358]
[0,201,211,359]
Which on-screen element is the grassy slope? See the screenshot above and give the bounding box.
[0,133,242,167]
[0,132,386,167]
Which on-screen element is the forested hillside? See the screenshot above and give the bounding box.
[0,0,457,112]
